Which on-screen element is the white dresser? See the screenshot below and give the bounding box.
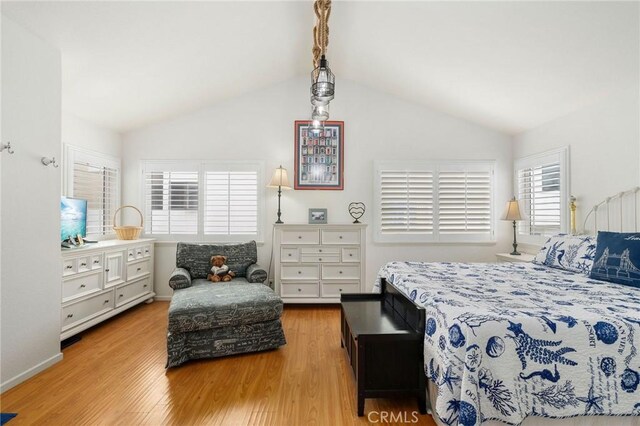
[274,224,366,303]
[60,238,155,340]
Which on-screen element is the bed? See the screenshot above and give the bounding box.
[373,190,640,426]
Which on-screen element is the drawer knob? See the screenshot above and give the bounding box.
[349,254,353,257]
[119,294,124,298]
[288,253,292,257]
[145,249,149,253]
[137,267,142,271]
[66,265,73,269]
[105,268,110,272]
[319,249,322,253]
[339,288,343,292]
[67,314,73,318]
[94,260,100,264]
[339,236,343,239]
[80,284,86,288]
[104,300,110,304]
[298,288,302,292]
[129,253,133,257]
[319,258,322,261]
[298,271,302,274]
[80,263,87,267]
[339,270,343,274]
[143,284,148,288]
[298,236,302,239]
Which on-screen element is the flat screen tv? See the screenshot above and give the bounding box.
[61,196,87,241]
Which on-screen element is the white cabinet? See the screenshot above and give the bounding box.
[60,239,155,340]
[274,224,366,303]
[104,251,126,288]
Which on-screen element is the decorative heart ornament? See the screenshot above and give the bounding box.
[348,202,366,223]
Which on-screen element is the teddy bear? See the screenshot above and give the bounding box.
[207,255,236,282]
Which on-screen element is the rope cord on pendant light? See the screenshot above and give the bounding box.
[312,0,331,67]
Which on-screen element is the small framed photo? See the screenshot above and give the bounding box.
[308,208,327,224]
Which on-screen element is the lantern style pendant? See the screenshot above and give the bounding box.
[311,55,335,103]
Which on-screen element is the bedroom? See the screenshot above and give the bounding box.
[0,1,639,425]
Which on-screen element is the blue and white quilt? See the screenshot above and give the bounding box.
[374,262,640,425]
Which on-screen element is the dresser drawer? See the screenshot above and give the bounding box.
[281,265,319,280]
[341,248,360,262]
[301,254,340,263]
[322,265,361,280]
[301,247,340,255]
[91,255,103,270]
[281,229,320,245]
[281,282,320,298]
[127,260,150,280]
[281,248,300,263]
[127,249,136,262]
[62,271,102,302]
[116,277,151,307]
[62,259,76,277]
[61,289,114,331]
[76,256,91,274]
[322,282,361,298]
[321,229,360,245]
[142,245,152,258]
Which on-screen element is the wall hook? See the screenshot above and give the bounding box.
[41,157,59,168]
[1,142,15,154]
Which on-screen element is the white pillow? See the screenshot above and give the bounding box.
[532,234,597,275]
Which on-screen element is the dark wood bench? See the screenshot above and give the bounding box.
[340,278,428,416]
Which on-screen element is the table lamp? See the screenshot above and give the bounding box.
[267,166,292,224]
[502,197,523,255]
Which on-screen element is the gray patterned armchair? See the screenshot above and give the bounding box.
[166,241,286,368]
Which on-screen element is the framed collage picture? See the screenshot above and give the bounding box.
[294,120,344,190]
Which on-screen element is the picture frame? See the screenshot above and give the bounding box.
[294,120,344,190]
[308,208,328,224]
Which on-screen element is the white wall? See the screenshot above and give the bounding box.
[62,113,122,158]
[1,16,62,391]
[122,78,513,298]
[513,87,640,242]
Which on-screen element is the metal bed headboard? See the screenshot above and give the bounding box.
[582,187,640,235]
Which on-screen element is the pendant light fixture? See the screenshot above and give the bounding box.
[309,0,333,128]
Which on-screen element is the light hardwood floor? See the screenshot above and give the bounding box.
[1,302,436,426]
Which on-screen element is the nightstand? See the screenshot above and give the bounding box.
[496,252,535,263]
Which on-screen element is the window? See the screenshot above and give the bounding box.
[375,161,495,243]
[140,161,264,241]
[63,145,121,238]
[515,147,569,241]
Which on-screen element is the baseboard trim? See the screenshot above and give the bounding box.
[0,352,63,393]
[154,296,172,301]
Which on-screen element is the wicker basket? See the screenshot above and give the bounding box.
[113,205,143,240]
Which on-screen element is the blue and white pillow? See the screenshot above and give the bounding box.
[533,234,597,275]
[589,231,640,288]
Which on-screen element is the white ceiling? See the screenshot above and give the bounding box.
[2,1,639,135]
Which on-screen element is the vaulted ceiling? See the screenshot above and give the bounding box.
[2,1,638,134]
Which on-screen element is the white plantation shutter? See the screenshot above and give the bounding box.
[375,161,494,243]
[140,161,264,241]
[205,171,258,235]
[515,148,569,239]
[379,170,434,235]
[439,168,493,240]
[143,171,199,235]
[64,146,121,238]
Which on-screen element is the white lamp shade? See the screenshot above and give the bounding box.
[502,198,523,221]
[268,166,292,190]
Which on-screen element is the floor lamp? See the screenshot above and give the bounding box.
[267,166,292,224]
[502,197,523,255]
